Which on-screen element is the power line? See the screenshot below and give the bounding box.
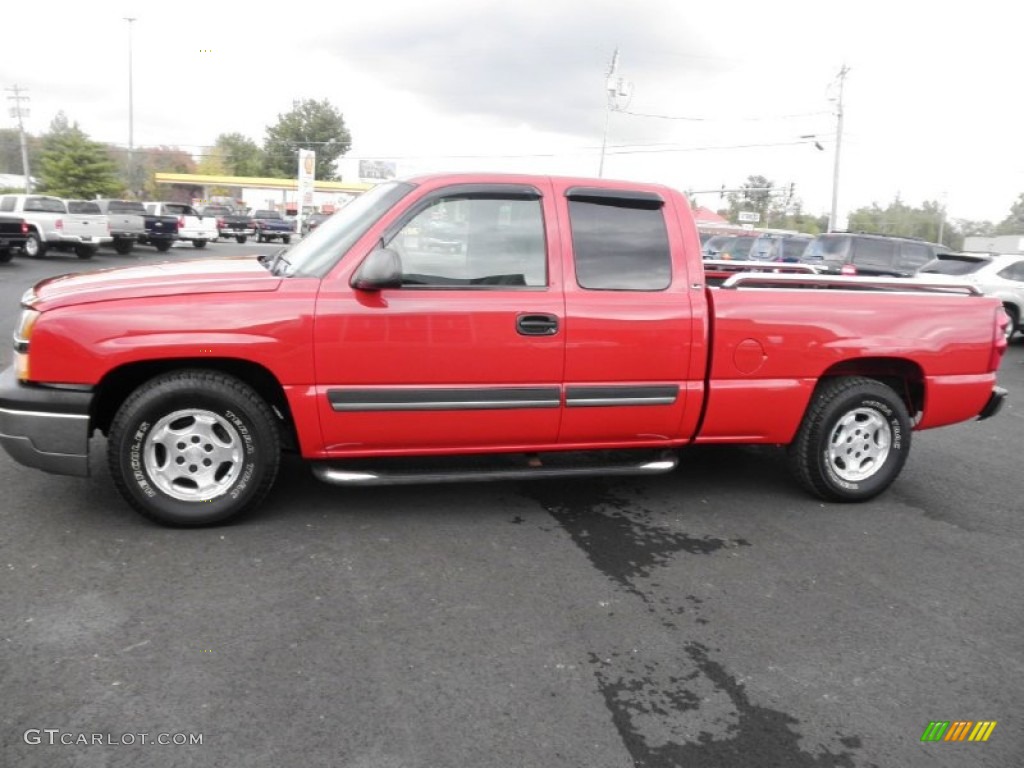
[617,109,830,122]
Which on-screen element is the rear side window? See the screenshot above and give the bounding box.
[920,256,988,275]
[851,238,898,268]
[568,195,671,290]
[997,261,1024,282]
[803,236,848,263]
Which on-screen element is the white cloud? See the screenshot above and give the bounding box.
[3,0,1021,222]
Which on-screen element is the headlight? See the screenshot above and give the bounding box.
[13,308,40,382]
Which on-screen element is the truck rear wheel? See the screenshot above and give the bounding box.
[282,235,291,244]
[192,239,207,249]
[0,247,11,263]
[113,238,134,255]
[787,377,911,502]
[75,244,97,259]
[23,232,46,258]
[235,235,247,244]
[154,240,172,252]
[108,371,280,526]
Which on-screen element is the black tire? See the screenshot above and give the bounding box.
[23,231,46,258]
[256,230,265,243]
[107,370,281,526]
[113,238,134,255]
[154,240,172,253]
[787,376,911,502]
[0,248,11,263]
[282,235,291,244]
[1003,305,1019,342]
[75,244,97,260]
[192,239,207,249]
[235,235,247,244]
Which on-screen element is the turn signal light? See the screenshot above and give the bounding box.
[989,308,1009,372]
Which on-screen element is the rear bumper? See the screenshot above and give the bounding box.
[977,386,1007,421]
[0,367,92,476]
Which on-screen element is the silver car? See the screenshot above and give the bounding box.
[917,252,1024,340]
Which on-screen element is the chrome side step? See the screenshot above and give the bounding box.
[311,452,678,487]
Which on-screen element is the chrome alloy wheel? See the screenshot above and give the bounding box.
[827,407,892,483]
[144,409,243,501]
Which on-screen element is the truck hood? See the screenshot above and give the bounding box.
[27,256,282,311]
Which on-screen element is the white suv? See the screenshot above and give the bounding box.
[917,252,1024,340]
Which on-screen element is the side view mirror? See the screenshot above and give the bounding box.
[351,245,403,291]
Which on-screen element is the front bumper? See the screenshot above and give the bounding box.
[0,367,93,476]
[977,386,1007,421]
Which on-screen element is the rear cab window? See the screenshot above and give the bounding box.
[566,188,671,290]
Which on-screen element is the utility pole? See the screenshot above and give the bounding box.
[6,85,32,193]
[598,49,619,178]
[124,17,137,196]
[828,64,849,232]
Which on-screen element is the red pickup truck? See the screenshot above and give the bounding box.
[0,174,1008,526]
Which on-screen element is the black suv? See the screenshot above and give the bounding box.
[800,233,949,277]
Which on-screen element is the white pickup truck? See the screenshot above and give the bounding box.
[0,194,112,259]
[145,202,218,249]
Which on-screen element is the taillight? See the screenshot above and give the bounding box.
[217,218,225,228]
[55,218,63,230]
[178,216,186,228]
[840,264,857,275]
[989,308,1009,372]
[20,221,28,234]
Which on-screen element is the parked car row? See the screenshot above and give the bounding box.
[0,194,297,260]
[701,228,1024,341]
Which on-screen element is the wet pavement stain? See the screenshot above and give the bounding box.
[525,480,749,595]
[590,642,868,768]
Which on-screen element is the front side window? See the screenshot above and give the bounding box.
[569,195,671,290]
[384,194,546,288]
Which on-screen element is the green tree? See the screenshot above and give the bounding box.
[0,128,43,178]
[847,196,952,245]
[214,132,266,177]
[37,112,121,198]
[995,193,1024,235]
[262,99,351,180]
[954,219,996,238]
[138,146,197,199]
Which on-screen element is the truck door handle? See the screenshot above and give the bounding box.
[516,314,559,336]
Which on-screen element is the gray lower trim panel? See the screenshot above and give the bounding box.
[566,385,679,408]
[328,386,561,412]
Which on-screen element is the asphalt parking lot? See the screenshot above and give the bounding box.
[1,242,1022,767]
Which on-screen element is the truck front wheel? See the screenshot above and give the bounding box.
[787,377,911,502]
[108,371,281,526]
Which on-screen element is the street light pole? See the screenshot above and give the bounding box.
[124,17,136,196]
[5,85,31,192]
[598,49,619,178]
[828,64,849,232]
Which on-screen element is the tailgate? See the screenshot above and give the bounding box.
[64,215,104,239]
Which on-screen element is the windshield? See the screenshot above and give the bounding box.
[729,237,756,258]
[919,255,988,275]
[24,196,66,213]
[275,181,415,277]
[782,238,811,260]
[67,201,101,214]
[703,236,734,255]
